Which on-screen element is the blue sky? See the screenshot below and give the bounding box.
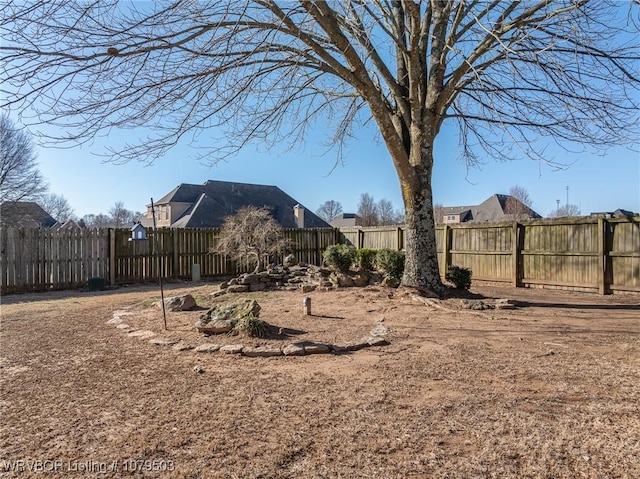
[31,117,640,220]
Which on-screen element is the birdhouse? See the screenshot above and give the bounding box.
[129,222,148,241]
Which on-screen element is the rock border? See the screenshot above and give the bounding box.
[107,309,390,358]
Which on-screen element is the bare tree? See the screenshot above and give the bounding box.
[80,213,112,228]
[377,198,403,225]
[2,2,639,294]
[550,204,581,218]
[213,206,290,273]
[0,114,47,203]
[357,193,379,227]
[505,185,534,220]
[316,200,343,223]
[108,201,138,228]
[39,193,75,223]
[433,203,445,225]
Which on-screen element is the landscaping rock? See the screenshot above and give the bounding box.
[495,299,517,309]
[283,254,297,267]
[365,336,390,347]
[282,343,306,356]
[210,289,227,298]
[301,285,316,293]
[197,319,234,334]
[242,346,282,357]
[116,324,131,330]
[220,344,244,354]
[381,276,400,288]
[461,299,494,310]
[331,342,367,352]
[172,343,194,351]
[197,298,261,334]
[194,343,221,353]
[353,272,369,287]
[303,342,331,355]
[149,338,180,346]
[249,282,267,292]
[157,294,197,312]
[227,285,249,293]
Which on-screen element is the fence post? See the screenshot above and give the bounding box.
[442,225,451,276]
[396,226,402,251]
[109,228,116,287]
[173,229,180,279]
[597,218,608,295]
[512,222,522,288]
[358,228,364,249]
[315,229,322,265]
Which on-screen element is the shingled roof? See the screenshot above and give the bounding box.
[0,202,57,228]
[149,180,330,228]
[440,194,541,223]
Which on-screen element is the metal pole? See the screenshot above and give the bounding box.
[151,198,167,330]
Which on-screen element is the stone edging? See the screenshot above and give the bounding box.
[108,309,390,358]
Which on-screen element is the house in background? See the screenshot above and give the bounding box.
[0,202,58,228]
[437,194,542,224]
[140,180,330,229]
[330,213,363,228]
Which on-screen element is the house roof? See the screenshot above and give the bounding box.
[152,180,330,228]
[441,194,541,222]
[0,202,58,228]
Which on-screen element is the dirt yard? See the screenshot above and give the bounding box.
[1,282,639,478]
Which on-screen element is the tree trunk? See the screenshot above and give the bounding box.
[400,149,444,295]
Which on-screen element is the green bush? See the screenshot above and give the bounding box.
[376,249,405,280]
[355,248,377,271]
[323,244,356,272]
[446,265,472,290]
[232,314,267,338]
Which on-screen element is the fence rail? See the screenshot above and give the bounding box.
[1,217,638,294]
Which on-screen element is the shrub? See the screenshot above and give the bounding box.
[355,248,377,271]
[377,249,405,280]
[232,313,267,338]
[446,265,472,290]
[323,244,356,272]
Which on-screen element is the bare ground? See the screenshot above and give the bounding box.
[1,282,639,478]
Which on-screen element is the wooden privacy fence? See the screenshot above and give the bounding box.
[0,227,109,293]
[341,216,640,294]
[2,217,638,294]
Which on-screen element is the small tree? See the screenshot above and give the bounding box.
[214,206,290,273]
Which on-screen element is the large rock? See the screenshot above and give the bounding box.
[196,298,261,334]
[157,294,197,312]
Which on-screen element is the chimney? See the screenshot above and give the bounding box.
[293,204,305,228]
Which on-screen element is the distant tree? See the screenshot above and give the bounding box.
[377,198,404,226]
[0,114,48,203]
[433,204,445,225]
[505,185,534,219]
[550,204,581,218]
[213,206,291,273]
[357,193,379,227]
[316,200,343,223]
[80,213,112,228]
[39,193,75,223]
[108,201,137,227]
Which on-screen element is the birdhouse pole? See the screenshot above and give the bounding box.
[151,198,168,330]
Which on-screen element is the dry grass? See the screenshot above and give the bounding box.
[1,283,639,478]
